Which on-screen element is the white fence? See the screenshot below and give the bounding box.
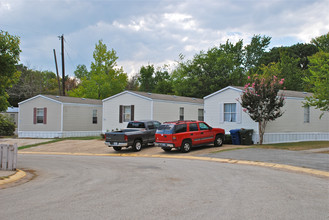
[0,144,18,170]
[252,132,329,144]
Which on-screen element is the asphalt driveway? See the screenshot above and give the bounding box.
[203,148,329,172]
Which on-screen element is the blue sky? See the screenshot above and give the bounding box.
[1,0,328,77]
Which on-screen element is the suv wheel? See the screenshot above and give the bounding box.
[214,134,223,147]
[180,140,191,153]
[113,146,122,151]
[132,140,142,151]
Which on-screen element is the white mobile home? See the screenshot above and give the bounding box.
[204,86,329,144]
[18,95,102,138]
[102,91,204,132]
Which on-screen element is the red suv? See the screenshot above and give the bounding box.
[155,120,225,153]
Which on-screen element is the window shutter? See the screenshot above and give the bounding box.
[219,102,224,124]
[131,105,135,121]
[33,108,37,124]
[119,105,123,123]
[44,107,47,124]
[236,103,241,124]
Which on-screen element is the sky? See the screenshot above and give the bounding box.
[1,0,328,78]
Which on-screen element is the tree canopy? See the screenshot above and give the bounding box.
[0,30,21,111]
[69,40,127,99]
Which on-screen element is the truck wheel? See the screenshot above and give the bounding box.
[113,146,122,151]
[132,140,142,152]
[180,140,191,153]
[214,134,223,147]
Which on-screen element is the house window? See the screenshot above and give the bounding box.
[304,106,310,123]
[198,109,204,121]
[224,103,236,122]
[119,105,134,123]
[179,107,184,120]
[36,108,44,124]
[92,109,97,124]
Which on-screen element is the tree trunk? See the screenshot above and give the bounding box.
[258,121,267,145]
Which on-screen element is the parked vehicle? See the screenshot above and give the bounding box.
[105,120,161,151]
[155,120,225,153]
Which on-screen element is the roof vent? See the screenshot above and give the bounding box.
[148,92,152,95]
[56,96,59,98]
[303,92,308,94]
[173,95,176,98]
[82,98,85,100]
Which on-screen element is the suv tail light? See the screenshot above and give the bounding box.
[172,135,176,140]
[124,135,128,141]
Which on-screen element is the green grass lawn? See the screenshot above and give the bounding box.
[254,141,329,151]
[18,136,102,150]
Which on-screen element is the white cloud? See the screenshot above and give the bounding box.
[2,0,328,77]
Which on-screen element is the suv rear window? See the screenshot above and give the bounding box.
[156,124,175,134]
[127,122,145,128]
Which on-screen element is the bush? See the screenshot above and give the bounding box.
[0,114,15,136]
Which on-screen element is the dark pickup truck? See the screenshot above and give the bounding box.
[105,120,161,151]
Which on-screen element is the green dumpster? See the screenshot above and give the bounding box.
[239,129,254,145]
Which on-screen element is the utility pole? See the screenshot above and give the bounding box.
[53,49,62,96]
[59,34,65,96]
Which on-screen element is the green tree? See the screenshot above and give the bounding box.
[311,32,329,52]
[303,51,329,117]
[74,64,90,80]
[240,65,285,144]
[172,39,245,98]
[69,40,127,99]
[0,114,15,136]
[7,65,60,106]
[153,68,173,94]
[0,30,21,111]
[138,65,155,92]
[244,35,271,72]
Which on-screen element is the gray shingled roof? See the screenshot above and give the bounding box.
[128,91,204,104]
[230,86,313,98]
[43,95,102,105]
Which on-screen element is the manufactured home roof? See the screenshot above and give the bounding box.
[43,95,102,105]
[127,91,204,104]
[19,94,102,105]
[230,86,313,99]
[204,86,313,99]
[103,90,203,104]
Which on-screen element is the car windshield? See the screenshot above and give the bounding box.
[156,124,175,134]
[127,122,145,128]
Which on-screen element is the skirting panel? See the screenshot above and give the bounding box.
[18,131,102,138]
[252,132,329,144]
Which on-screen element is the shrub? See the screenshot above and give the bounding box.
[0,114,15,136]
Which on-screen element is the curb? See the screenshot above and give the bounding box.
[0,169,26,185]
[19,151,329,178]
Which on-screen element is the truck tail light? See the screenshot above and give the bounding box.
[124,135,128,141]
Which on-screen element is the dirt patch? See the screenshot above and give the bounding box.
[19,139,249,156]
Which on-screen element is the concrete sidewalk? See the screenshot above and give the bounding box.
[202,148,329,172]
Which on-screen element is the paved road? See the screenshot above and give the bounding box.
[1,154,328,220]
[203,148,329,171]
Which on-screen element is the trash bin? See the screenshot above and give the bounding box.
[239,129,254,145]
[229,129,241,145]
